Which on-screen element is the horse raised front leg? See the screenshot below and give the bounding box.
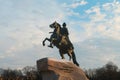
[42,38,46,46]
[42,38,51,46]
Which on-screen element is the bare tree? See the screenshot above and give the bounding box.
[85,62,120,80]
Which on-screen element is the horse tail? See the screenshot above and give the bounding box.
[72,51,79,66]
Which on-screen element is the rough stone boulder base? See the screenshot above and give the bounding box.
[37,58,88,80]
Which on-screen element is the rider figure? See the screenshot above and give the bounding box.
[61,22,69,36]
[60,22,74,49]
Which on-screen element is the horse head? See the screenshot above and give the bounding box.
[49,21,61,29]
[49,21,61,35]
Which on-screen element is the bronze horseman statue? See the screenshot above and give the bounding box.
[42,21,79,66]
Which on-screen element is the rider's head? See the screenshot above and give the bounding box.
[62,22,66,27]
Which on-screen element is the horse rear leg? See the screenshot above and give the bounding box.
[59,50,65,59]
[68,53,72,61]
[67,50,73,61]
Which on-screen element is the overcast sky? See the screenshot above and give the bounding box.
[0,0,120,69]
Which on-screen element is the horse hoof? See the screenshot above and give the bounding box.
[43,43,45,46]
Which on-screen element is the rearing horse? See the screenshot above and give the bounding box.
[42,21,79,66]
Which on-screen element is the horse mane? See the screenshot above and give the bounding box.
[55,22,62,35]
[57,22,62,29]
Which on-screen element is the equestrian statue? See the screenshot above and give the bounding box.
[42,21,79,66]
